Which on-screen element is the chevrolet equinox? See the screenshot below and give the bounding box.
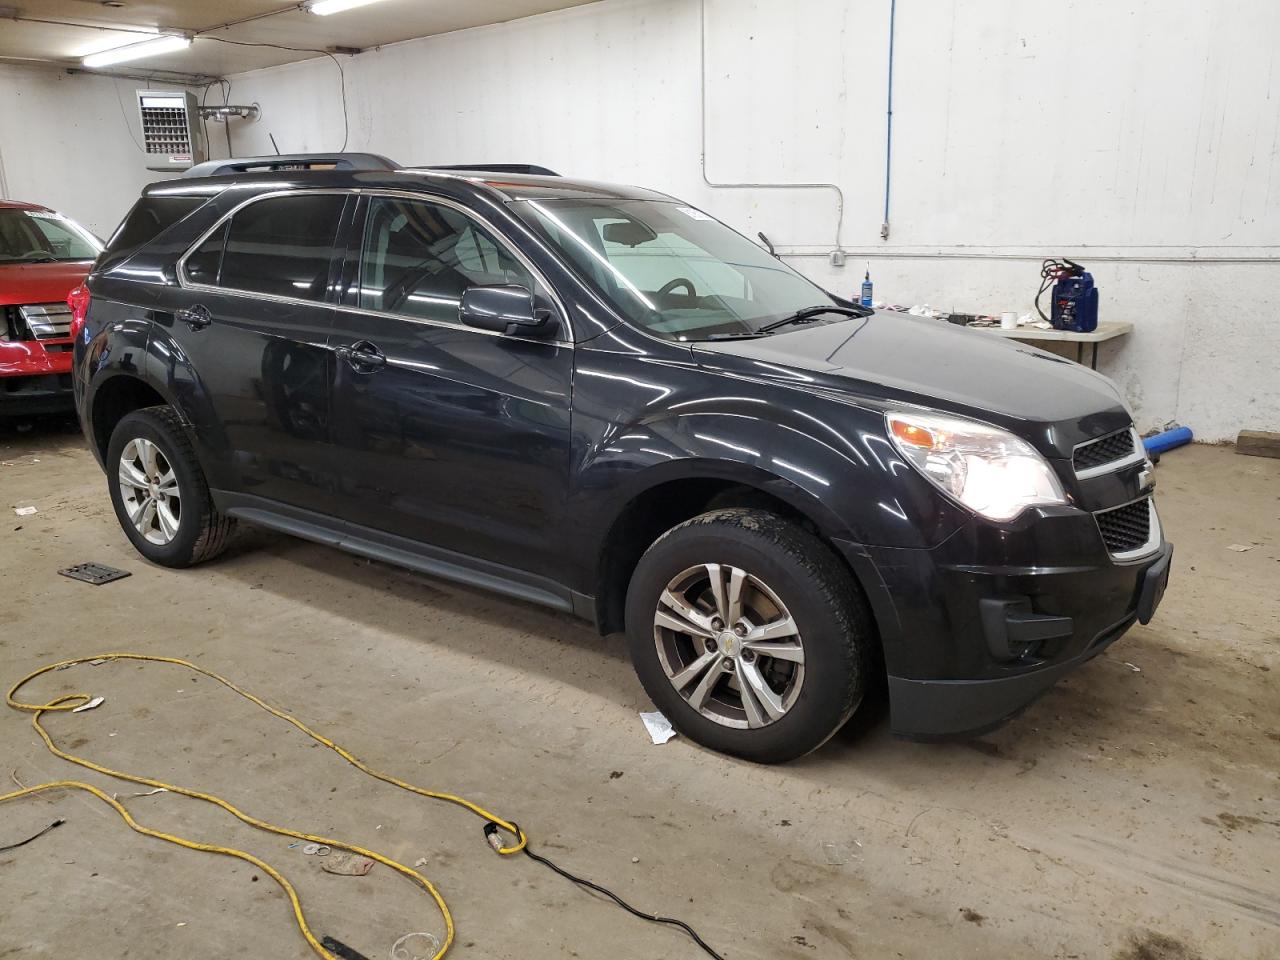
[71,154,1172,763]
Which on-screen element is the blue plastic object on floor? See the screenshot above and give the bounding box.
[1143,426,1193,455]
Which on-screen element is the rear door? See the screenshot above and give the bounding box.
[326,193,574,583]
[163,190,352,515]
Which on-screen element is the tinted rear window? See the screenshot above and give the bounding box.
[184,222,228,286]
[99,196,206,272]
[215,194,345,301]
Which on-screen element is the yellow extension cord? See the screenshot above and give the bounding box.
[1,653,529,960]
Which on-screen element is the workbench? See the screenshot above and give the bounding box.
[974,321,1133,369]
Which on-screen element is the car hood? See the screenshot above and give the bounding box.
[691,310,1131,456]
[0,260,93,307]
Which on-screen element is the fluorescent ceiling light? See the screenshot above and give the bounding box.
[82,34,191,68]
[74,26,160,59]
[306,0,390,15]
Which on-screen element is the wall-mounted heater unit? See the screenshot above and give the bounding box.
[136,90,207,172]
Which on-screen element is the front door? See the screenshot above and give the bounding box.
[162,191,352,515]
[327,194,574,584]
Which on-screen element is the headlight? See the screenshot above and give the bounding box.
[886,411,1067,521]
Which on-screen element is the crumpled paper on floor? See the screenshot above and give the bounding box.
[639,711,677,745]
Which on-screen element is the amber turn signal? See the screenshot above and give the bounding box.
[890,419,937,449]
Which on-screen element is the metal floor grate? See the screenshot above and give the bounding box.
[58,563,131,585]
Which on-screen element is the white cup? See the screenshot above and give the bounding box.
[1000,311,1018,329]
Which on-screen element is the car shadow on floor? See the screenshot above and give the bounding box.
[206,525,1185,773]
[214,525,639,685]
[806,628,1200,780]
[0,411,81,451]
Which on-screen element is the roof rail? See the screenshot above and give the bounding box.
[423,164,561,177]
[182,153,400,178]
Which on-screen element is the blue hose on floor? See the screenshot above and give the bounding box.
[1143,426,1193,455]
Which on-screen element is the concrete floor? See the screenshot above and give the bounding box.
[1,416,1277,960]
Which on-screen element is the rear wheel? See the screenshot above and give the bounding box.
[625,508,873,763]
[107,406,234,567]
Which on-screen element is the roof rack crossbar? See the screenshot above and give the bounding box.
[182,153,400,178]
[423,164,561,177]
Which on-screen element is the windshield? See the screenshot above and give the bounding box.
[0,208,102,264]
[514,199,838,340]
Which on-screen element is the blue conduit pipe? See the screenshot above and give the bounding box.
[1143,426,1193,455]
[881,0,897,239]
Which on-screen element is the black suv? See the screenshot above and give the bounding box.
[73,154,1171,763]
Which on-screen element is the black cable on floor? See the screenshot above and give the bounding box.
[500,823,727,960]
[0,818,64,853]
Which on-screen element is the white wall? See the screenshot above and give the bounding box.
[11,0,1276,439]
[0,64,199,238]
[218,0,1280,441]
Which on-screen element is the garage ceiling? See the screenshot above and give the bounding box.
[1,0,597,78]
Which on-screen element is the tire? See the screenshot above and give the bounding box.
[625,508,874,764]
[106,406,235,567]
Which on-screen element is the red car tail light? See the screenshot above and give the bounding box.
[68,282,91,340]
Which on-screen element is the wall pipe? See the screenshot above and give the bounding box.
[774,249,1280,265]
[881,0,896,240]
[698,0,846,254]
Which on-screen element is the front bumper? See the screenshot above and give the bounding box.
[838,507,1173,739]
[890,543,1170,739]
[0,371,75,416]
[1,338,75,416]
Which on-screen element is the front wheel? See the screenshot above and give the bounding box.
[625,508,874,763]
[107,406,235,567]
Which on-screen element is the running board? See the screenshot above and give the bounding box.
[215,492,573,614]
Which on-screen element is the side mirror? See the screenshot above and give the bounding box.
[458,285,555,336]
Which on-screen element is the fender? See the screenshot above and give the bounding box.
[566,334,972,592]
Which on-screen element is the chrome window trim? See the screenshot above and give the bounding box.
[327,300,573,348]
[1096,494,1163,562]
[175,186,574,347]
[1073,427,1146,480]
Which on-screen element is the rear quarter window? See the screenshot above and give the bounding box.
[206,193,346,301]
[98,195,207,273]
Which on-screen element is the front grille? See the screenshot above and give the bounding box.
[1074,429,1137,474]
[18,303,72,340]
[1095,498,1152,554]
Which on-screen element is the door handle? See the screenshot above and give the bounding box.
[176,304,212,331]
[336,339,386,374]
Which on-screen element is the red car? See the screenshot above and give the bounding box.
[1,200,102,416]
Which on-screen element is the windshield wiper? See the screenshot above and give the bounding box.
[757,304,872,334]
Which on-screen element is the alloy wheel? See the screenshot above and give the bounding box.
[118,437,182,546]
[653,563,805,729]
